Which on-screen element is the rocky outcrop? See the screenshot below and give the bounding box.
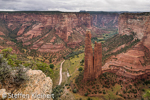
[1,69,53,100]
[94,41,102,79]
[84,30,94,81]
[84,31,102,81]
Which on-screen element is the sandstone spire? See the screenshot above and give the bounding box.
[94,41,102,78]
[84,30,102,81]
[84,30,94,81]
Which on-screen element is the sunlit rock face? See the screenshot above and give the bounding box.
[13,69,53,100]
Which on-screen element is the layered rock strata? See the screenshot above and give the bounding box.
[102,13,150,79]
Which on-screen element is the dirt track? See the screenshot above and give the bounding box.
[58,60,65,85]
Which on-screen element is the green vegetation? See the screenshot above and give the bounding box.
[78,67,83,71]
[102,33,140,63]
[73,88,77,93]
[64,50,84,59]
[143,90,150,99]
[52,85,64,100]
[2,47,22,67]
[49,64,55,69]
[0,48,28,87]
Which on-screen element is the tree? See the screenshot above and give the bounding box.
[78,67,83,71]
[1,47,13,58]
[49,58,52,63]
[143,90,150,99]
[80,59,84,63]
[49,64,54,69]
[73,89,77,93]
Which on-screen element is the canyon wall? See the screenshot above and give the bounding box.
[118,13,150,58]
[0,12,92,51]
[0,12,119,63]
[90,12,119,29]
[84,31,102,81]
[118,13,150,48]
[102,13,150,79]
[0,12,119,52]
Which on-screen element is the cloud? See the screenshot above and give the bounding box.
[0,0,150,11]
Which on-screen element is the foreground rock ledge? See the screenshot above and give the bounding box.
[0,69,53,100]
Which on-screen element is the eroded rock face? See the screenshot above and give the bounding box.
[94,42,102,79]
[91,13,119,28]
[84,31,102,81]
[11,69,53,100]
[118,13,150,51]
[84,31,94,81]
[0,12,92,52]
[102,13,150,79]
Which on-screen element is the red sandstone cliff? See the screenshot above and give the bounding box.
[102,13,150,79]
[0,12,119,63]
[91,13,119,29]
[84,31,102,81]
[0,12,92,50]
[94,41,102,78]
[118,13,150,57]
[84,31,94,81]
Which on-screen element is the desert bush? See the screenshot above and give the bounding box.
[84,92,88,96]
[0,54,28,87]
[103,91,106,94]
[78,67,83,71]
[73,88,77,93]
[52,85,63,100]
[49,64,54,69]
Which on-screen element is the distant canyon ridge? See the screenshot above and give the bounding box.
[0,11,118,62]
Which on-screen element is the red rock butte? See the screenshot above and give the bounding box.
[84,30,102,81]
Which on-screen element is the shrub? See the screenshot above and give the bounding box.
[88,88,91,92]
[73,88,77,93]
[92,86,95,89]
[103,91,106,94]
[123,90,126,94]
[87,97,91,100]
[98,90,102,93]
[0,54,28,87]
[49,64,54,69]
[129,85,132,89]
[84,92,88,96]
[67,87,70,89]
[116,92,118,95]
[119,94,123,97]
[78,67,83,71]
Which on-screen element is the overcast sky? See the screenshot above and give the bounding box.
[0,0,150,12]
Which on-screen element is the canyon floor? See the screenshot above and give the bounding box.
[53,53,150,100]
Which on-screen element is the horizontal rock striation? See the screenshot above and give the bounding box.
[102,13,150,79]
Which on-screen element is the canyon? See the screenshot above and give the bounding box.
[0,11,118,63]
[1,11,150,100]
[83,12,150,81]
[102,13,150,79]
